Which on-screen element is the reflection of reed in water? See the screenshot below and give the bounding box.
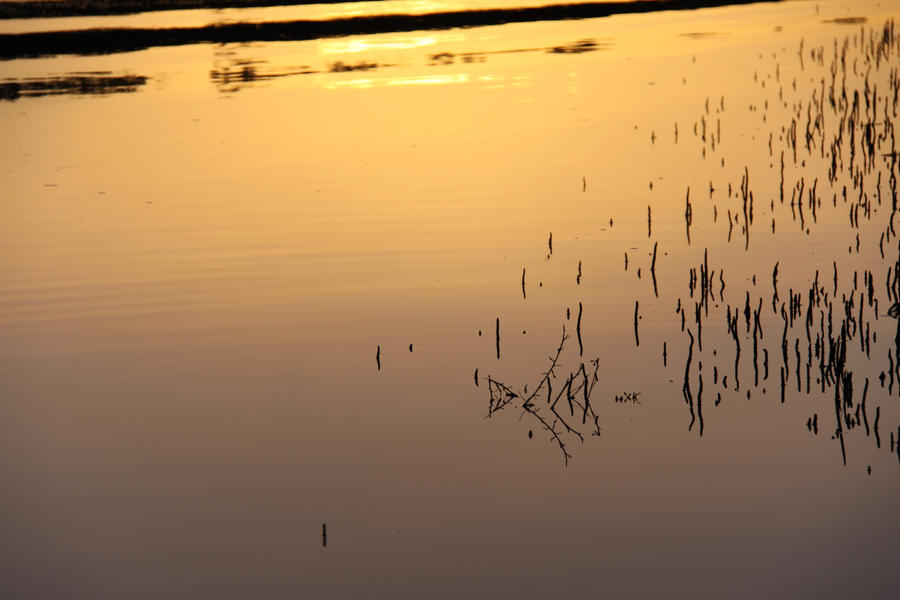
[487,327,601,465]
[673,20,900,468]
[480,18,900,472]
[428,39,607,66]
[210,58,316,93]
[0,72,147,101]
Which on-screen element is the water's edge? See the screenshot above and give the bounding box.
[0,0,779,59]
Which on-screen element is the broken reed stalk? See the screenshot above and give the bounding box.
[634,300,640,346]
[577,301,584,356]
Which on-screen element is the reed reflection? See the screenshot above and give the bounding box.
[205,34,604,94]
[479,18,900,471]
[487,326,602,465]
[210,57,315,92]
[0,72,147,100]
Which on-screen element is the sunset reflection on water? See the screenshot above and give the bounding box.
[1,1,900,598]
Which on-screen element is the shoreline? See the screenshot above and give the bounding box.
[0,0,779,59]
[0,0,376,20]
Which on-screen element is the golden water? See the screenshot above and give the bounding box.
[2,1,899,597]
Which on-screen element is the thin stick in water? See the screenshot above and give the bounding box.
[634,300,640,347]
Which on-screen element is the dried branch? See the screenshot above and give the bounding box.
[486,326,602,465]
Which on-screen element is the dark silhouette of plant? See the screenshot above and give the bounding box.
[487,326,601,465]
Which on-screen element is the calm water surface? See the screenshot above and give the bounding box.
[2,0,900,598]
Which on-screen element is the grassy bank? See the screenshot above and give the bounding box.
[0,0,374,19]
[0,0,779,59]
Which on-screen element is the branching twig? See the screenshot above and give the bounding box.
[486,326,602,465]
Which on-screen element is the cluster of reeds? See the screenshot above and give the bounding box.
[480,19,900,470]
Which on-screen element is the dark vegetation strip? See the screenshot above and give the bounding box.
[0,0,781,60]
[0,0,377,19]
[0,73,146,100]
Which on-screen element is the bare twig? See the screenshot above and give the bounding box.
[486,326,602,465]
